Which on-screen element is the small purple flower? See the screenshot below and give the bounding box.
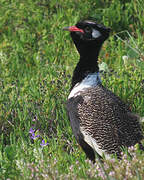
[40,139,49,147]
[29,128,35,134]
[30,128,40,140]
[29,118,48,147]
[30,133,40,140]
[109,171,115,177]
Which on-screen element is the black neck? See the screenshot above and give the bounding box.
[71,55,99,89]
[70,37,103,90]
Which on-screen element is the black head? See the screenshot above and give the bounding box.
[64,19,111,57]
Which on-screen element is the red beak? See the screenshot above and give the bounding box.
[63,26,84,33]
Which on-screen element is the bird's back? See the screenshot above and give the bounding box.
[67,84,143,158]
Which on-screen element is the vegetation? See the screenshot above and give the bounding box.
[0,0,144,179]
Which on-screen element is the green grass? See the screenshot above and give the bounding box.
[0,0,144,179]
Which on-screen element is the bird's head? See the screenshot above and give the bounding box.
[63,19,111,57]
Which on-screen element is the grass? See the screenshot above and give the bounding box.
[0,0,144,179]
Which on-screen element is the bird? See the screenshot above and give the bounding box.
[63,19,143,162]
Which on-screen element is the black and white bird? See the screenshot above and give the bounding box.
[64,19,143,162]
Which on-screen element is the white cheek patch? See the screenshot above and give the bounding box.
[92,29,101,38]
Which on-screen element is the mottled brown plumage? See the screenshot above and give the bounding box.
[67,84,143,160]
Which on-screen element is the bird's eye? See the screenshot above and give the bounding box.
[84,26,91,33]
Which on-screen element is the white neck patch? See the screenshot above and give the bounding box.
[68,72,101,99]
[92,29,101,38]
